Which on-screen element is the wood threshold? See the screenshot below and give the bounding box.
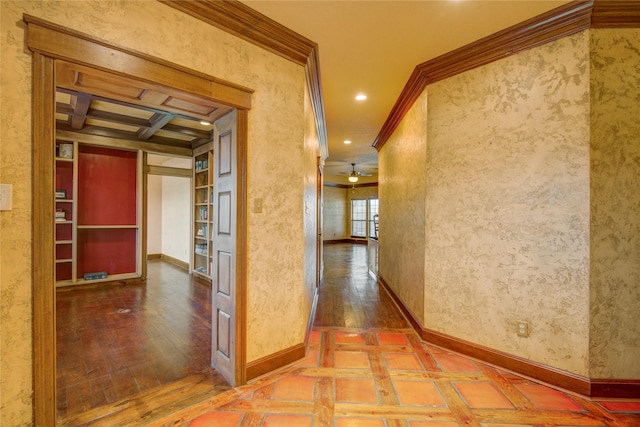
[56,370,230,427]
[378,275,639,399]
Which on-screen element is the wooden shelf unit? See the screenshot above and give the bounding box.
[193,143,214,279]
[54,140,142,287]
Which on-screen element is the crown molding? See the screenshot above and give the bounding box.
[373,0,640,151]
[160,0,328,159]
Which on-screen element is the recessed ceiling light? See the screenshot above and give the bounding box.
[344,140,352,144]
[355,94,367,101]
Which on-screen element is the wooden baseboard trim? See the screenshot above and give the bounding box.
[419,327,591,396]
[147,253,161,260]
[591,379,640,398]
[161,254,189,270]
[245,285,318,381]
[378,275,640,399]
[246,343,306,381]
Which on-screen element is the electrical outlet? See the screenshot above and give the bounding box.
[517,320,530,337]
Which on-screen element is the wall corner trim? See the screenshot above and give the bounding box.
[377,275,639,399]
[372,0,640,151]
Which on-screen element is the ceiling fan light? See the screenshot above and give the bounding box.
[348,175,359,183]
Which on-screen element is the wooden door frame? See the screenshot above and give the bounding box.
[26,15,251,426]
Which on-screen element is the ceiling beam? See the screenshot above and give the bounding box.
[56,122,192,149]
[70,92,92,129]
[137,112,174,140]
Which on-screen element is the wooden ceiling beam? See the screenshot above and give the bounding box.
[70,92,92,129]
[137,112,174,140]
[56,123,192,149]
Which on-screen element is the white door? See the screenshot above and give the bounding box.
[211,110,237,385]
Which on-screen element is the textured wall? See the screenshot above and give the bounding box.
[161,176,191,263]
[378,91,428,325]
[424,32,591,376]
[147,175,163,255]
[589,28,640,379]
[0,1,314,423]
[323,186,348,240]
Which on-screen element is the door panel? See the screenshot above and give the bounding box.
[211,110,237,385]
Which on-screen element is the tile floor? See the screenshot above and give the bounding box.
[185,326,640,427]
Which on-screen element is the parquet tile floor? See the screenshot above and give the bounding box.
[166,244,640,427]
[170,324,640,427]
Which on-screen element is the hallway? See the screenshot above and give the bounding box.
[162,243,640,427]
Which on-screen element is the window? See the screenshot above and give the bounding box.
[369,198,379,238]
[351,198,379,238]
[351,199,367,238]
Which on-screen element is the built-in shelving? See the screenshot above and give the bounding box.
[54,140,141,287]
[193,144,214,279]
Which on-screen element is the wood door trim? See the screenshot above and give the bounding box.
[27,17,250,426]
[235,109,249,386]
[32,51,57,427]
[23,14,254,110]
[373,1,640,151]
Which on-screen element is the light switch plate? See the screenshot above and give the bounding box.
[254,198,263,213]
[0,184,12,211]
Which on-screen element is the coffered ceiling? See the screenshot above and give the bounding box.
[241,0,571,183]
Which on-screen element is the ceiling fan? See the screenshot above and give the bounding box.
[347,163,371,183]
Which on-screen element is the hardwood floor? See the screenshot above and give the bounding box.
[56,260,230,424]
[55,244,640,426]
[314,243,407,329]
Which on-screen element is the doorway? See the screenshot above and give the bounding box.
[28,17,251,426]
[146,154,193,269]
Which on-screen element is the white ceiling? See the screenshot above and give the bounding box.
[241,0,570,183]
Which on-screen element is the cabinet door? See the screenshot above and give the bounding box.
[210,110,237,385]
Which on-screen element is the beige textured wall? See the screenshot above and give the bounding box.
[380,32,593,375]
[424,32,591,376]
[323,186,348,240]
[0,1,314,424]
[378,91,428,324]
[589,28,640,379]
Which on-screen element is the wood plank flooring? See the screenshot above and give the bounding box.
[55,244,640,426]
[56,260,229,424]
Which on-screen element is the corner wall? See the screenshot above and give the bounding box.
[380,31,592,376]
[589,28,640,379]
[378,91,428,325]
[323,186,348,240]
